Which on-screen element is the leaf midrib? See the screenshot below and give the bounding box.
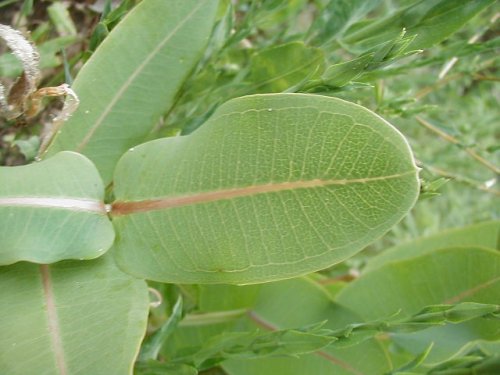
[112,171,415,215]
[40,265,67,375]
[0,197,106,213]
[444,275,500,304]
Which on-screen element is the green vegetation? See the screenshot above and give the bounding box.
[0,1,498,374]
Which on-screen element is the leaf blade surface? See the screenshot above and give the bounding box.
[364,220,500,273]
[112,93,419,284]
[336,247,500,364]
[0,255,149,375]
[43,0,219,183]
[0,151,114,265]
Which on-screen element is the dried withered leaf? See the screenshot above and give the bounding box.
[0,81,8,114]
[0,24,40,119]
[7,73,31,112]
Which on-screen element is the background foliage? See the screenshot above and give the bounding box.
[0,0,498,374]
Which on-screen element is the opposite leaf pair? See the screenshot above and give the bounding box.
[0,93,419,285]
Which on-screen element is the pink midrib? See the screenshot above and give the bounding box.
[111,171,414,215]
[40,265,67,375]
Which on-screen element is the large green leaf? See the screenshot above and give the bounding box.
[217,278,391,374]
[0,152,114,265]
[336,247,500,364]
[364,220,500,273]
[111,93,419,284]
[43,0,219,183]
[0,255,149,375]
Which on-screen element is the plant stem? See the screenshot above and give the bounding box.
[423,163,499,196]
[415,116,500,175]
[180,309,248,327]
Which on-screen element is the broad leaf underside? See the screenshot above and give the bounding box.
[44,0,219,184]
[0,152,114,265]
[112,94,420,284]
[0,255,149,375]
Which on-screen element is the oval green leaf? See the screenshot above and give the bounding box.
[336,247,500,364]
[363,220,500,273]
[43,0,219,183]
[0,255,149,375]
[0,152,114,265]
[111,93,419,284]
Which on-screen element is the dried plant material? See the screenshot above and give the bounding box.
[0,82,8,114]
[27,83,78,119]
[7,72,31,113]
[0,25,40,89]
[52,85,79,123]
[0,24,40,119]
[0,24,80,157]
[37,84,80,156]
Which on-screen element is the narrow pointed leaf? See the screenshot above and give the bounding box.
[322,53,374,87]
[135,361,197,375]
[307,0,383,43]
[192,329,337,368]
[138,295,184,362]
[43,0,219,183]
[343,0,496,51]
[163,279,392,374]
[247,42,325,93]
[0,152,114,265]
[0,255,149,375]
[112,93,419,284]
[220,278,392,374]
